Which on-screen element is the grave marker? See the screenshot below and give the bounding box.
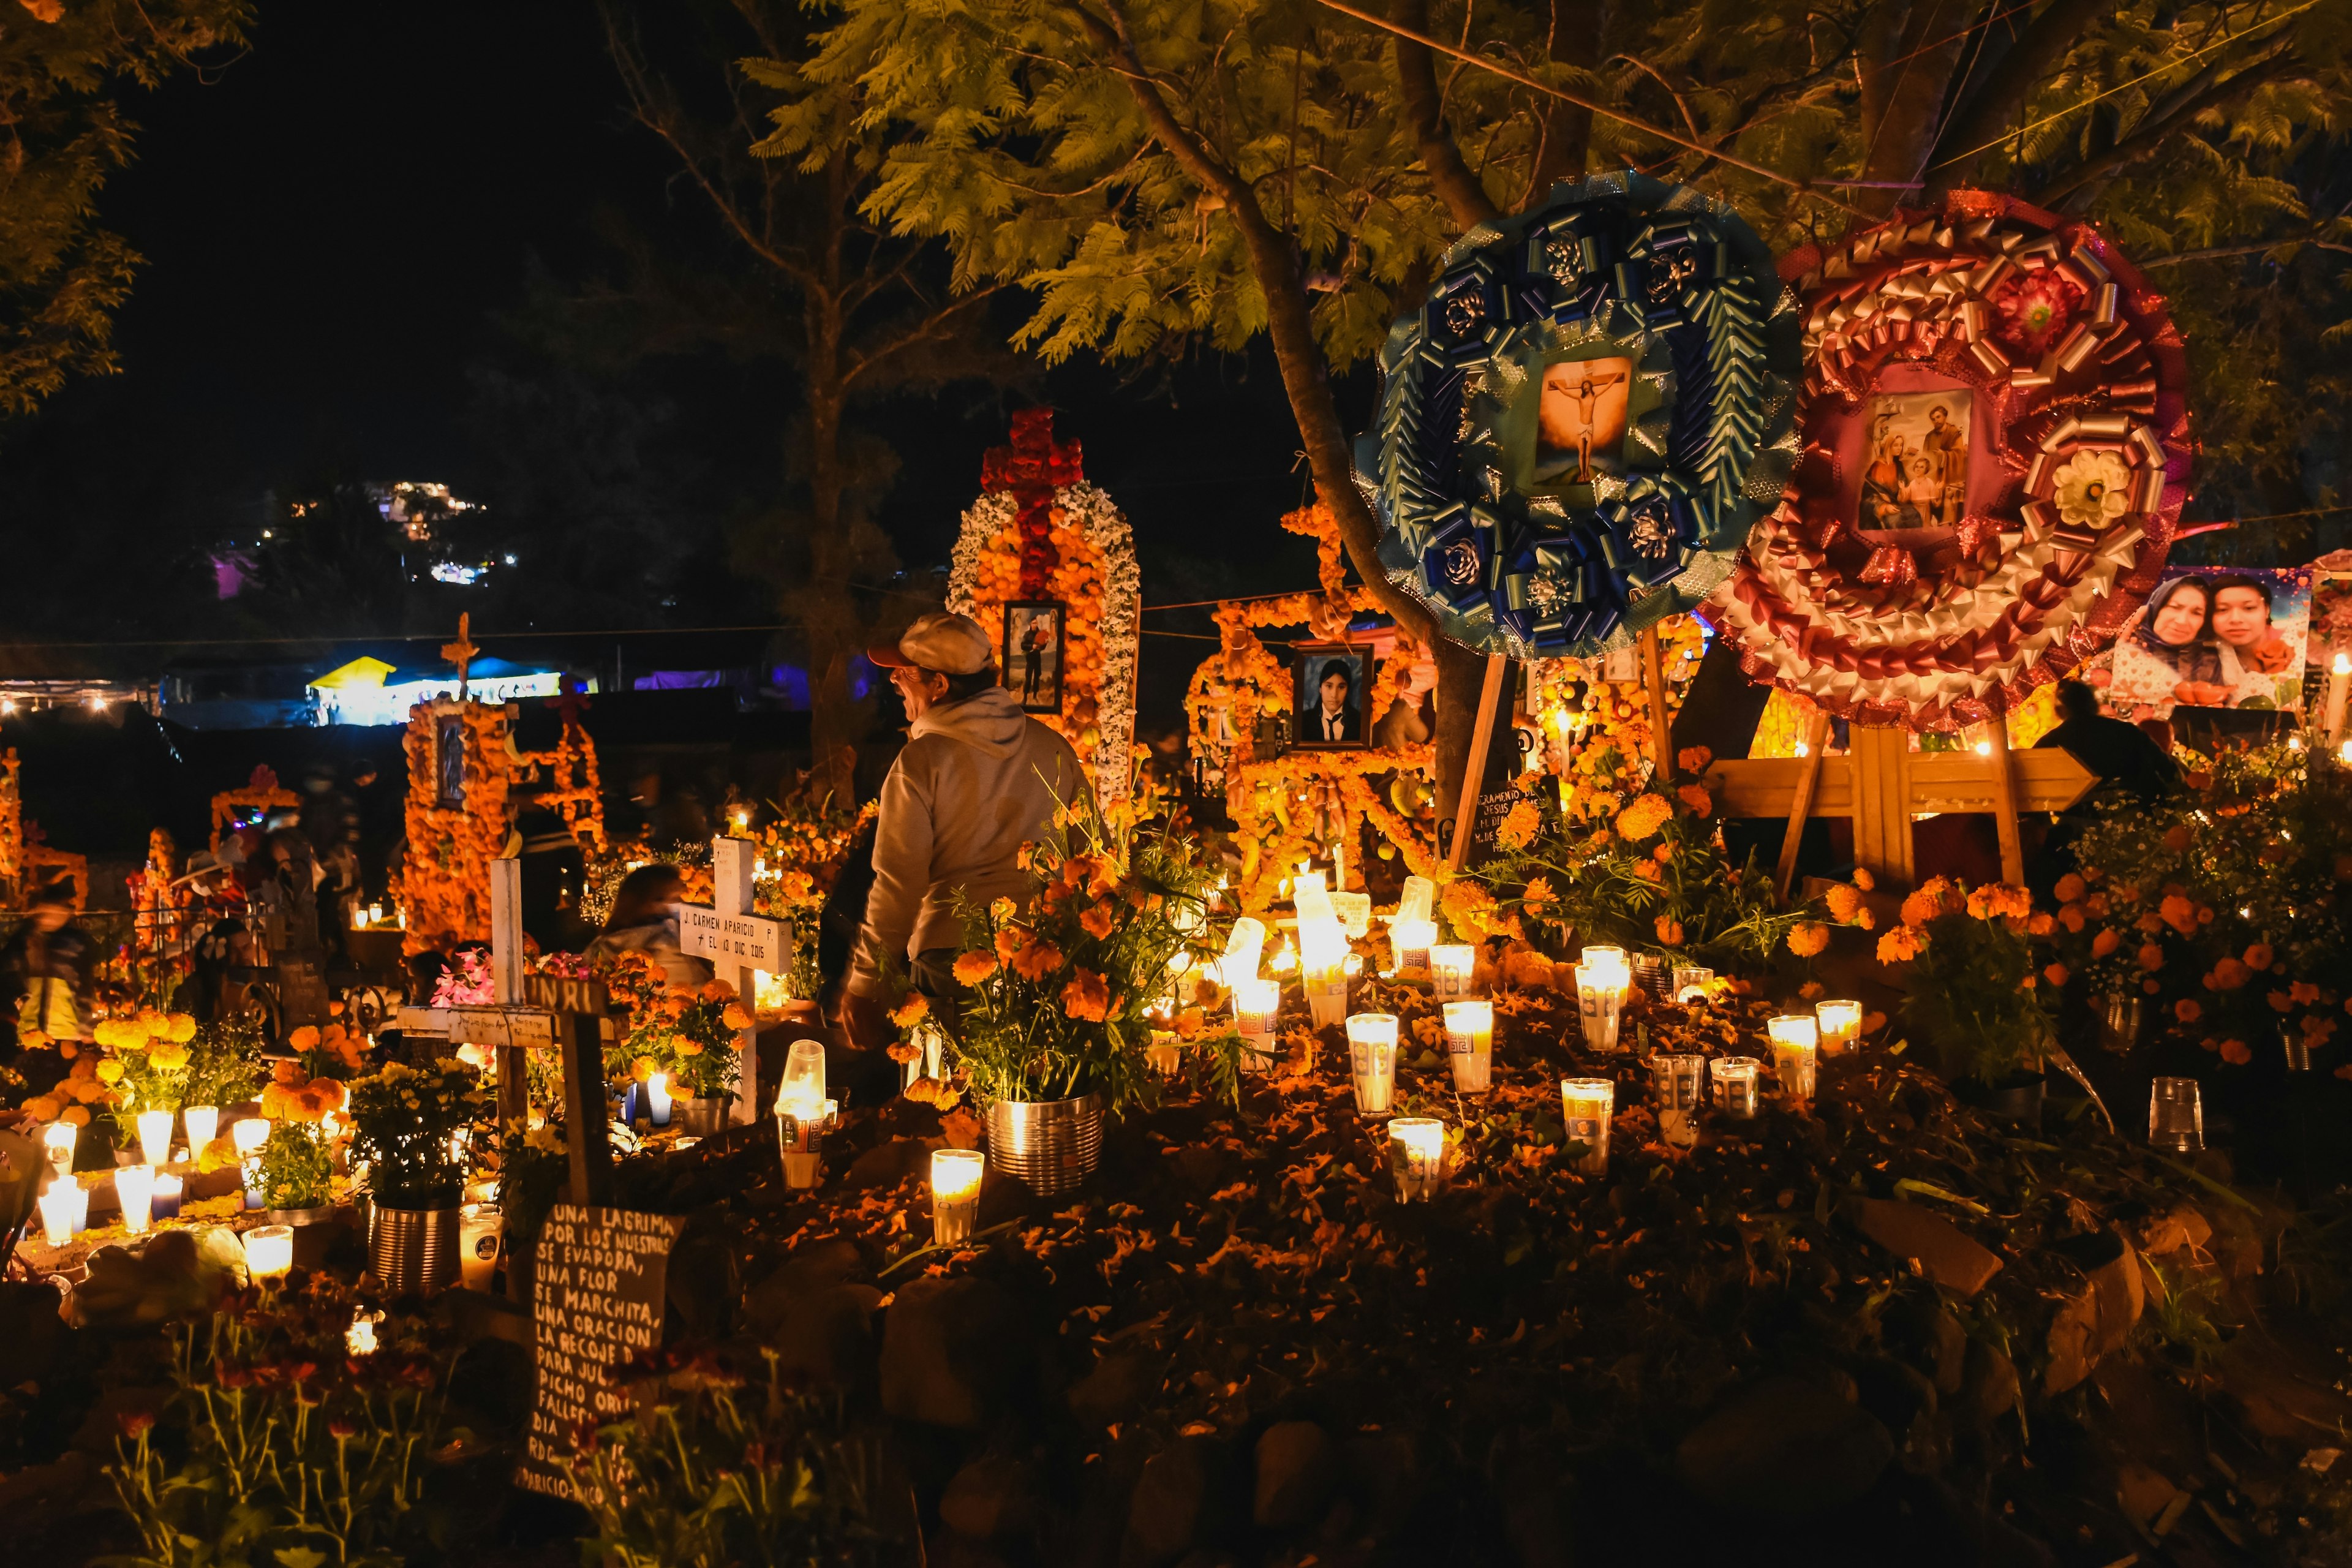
[513,1203,684,1498]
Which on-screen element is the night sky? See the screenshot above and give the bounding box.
[0,0,1346,715]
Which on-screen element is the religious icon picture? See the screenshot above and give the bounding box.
[1532,354,1635,484]
[1001,601,1066,714]
[435,714,467,809]
[1855,390,1970,533]
[1293,644,1369,749]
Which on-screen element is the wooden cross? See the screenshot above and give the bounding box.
[1705,722,2095,892]
[442,613,481,702]
[398,857,619,1206]
[674,837,790,1126]
[545,674,591,733]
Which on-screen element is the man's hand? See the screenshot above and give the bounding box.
[841,987,894,1049]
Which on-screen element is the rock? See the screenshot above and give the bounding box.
[769,1282,881,1392]
[2046,1230,2145,1391]
[744,1238,865,1334]
[1071,1349,1156,1427]
[1852,1198,2002,1297]
[1338,1430,1421,1535]
[880,1275,1031,1430]
[2115,1461,2178,1528]
[941,1453,1038,1542]
[1122,1436,1234,1567]
[1675,1374,1893,1521]
[1962,1339,2019,1426]
[1251,1420,1337,1529]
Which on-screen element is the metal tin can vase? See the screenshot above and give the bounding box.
[369,1204,459,1294]
[677,1096,729,1137]
[986,1093,1105,1198]
[267,1204,344,1270]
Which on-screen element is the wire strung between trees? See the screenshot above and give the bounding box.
[1310,0,1873,217]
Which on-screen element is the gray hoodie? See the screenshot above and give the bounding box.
[847,685,1088,997]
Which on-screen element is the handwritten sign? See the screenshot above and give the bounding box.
[513,1204,685,1497]
[676,904,787,972]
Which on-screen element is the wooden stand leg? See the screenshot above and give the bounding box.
[1849,725,1916,889]
[1986,717,2025,888]
[1774,709,1833,902]
[496,1045,527,1140]
[1639,626,1675,785]
[1446,654,1510,873]
[562,1011,614,1207]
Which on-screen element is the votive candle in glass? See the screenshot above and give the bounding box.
[1767,1016,1819,1101]
[41,1119,77,1177]
[1396,874,1436,926]
[1559,1078,1615,1174]
[183,1105,219,1156]
[645,1071,673,1126]
[243,1224,294,1282]
[780,1038,827,1111]
[232,1116,270,1210]
[1389,1117,1446,1202]
[1390,918,1437,973]
[1672,965,1715,1005]
[115,1163,156,1235]
[151,1170,184,1221]
[1232,977,1281,1073]
[1300,923,1350,1028]
[136,1109,175,1168]
[2149,1077,2203,1153]
[1443,1000,1493,1092]
[1575,963,1629,1052]
[1145,1030,1182,1076]
[37,1182,75,1246]
[931,1148,984,1246]
[1713,1057,1762,1118]
[459,1202,503,1291]
[1429,944,1476,1000]
[1814,1000,1862,1055]
[1650,1054,1706,1147]
[1222,916,1265,988]
[1345,1014,1399,1116]
[1580,944,1630,977]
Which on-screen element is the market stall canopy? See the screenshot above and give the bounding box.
[308,655,565,726]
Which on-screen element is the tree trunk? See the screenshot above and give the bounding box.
[797,281,865,809]
[1429,636,1490,856]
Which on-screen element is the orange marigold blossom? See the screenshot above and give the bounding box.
[953,951,999,986]
[1675,783,1711,816]
[2137,943,2165,971]
[1852,867,1874,891]
[1079,903,1117,940]
[2044,962,2070,986]
[1655,916,1684,946]
[2243,942,2275,971]
[2052,872,2086,904]
[2091,928,2121,958]
[1876,927,1922,963]
[1061,968,1112,1022]
[2208,958,2250,991]
[891,993,929,1028]
[2290,981,2320,1005]
[1676,745,1713,772]
[1787,922,1830,958]
[2028,912,2054,938]
[2057,904,2086,933]
[1520,875,1556,913]
[2267,990,2293,1013]
[1824,884,1862,923]
[2219,1038,2253,1065]
[2175,998,2201,1023]
[1614,794,1673,840]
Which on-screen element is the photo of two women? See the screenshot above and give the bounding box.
[2095,567,2310,717]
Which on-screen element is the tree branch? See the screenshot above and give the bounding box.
[1391,0,1501,231]
[1924,0,2111,195]
[2030,43,2297,208]
[2138,234,2352,265]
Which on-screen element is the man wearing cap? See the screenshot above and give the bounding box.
[842,611,1088,1048]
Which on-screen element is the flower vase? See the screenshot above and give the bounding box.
[369,1203,459,1294]
[986,1093,1104,1197]
[677,1096,728,1137]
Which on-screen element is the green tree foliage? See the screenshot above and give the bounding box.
[0,0,250,416]
[776,0,2352,799]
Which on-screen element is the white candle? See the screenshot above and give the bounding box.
[931,1148,984,1245]
[1389,1117,1446,1202]
[1768,1016,1819,1101]
[1300,922,1350,1028]
[1814,1000,1861,1055]
[1232,977,1281,1072]
[2328,650,2351,743]
[135,1110,174,1168]
[1222,916,1265,987]
[1396,875,1436,925]
[1429,944,1476,999]
[1651,1054,1706,1148]
[37,1182,75,1246]
[243,1224,294,1281]
[41,1120,77,1174]
[115,1164,156,1235]
[646,1071,673,1126]
[1714,1057,1762,1118]
[1391,918,1437,972]
[151,1171,184,1220]
[458,1202,503,1291]
[346,1312,379,1356]
[183,1106,219,1155]
[1574,961,1630,1051]
[1345,1013,1399,1115]
[1443,1000,1493,1092]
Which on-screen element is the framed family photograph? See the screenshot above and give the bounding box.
[2099,565,2313,717]
[1293,644,1368,749]
[1854,390,1970,535]
[1001,601,1066,714]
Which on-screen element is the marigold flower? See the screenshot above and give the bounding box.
[952,951,1000,986]
[890,993,929,1028]
[2209,957,2250,991]
[1676,745,1713,773]
[2219,1038,2253,1065]
[59,1105,89,1127]
[94,1058,123,1084]
[1498,799,1543,851]
[1787,922,1830,958]
[1876,927,1922,963]
[288,1025,320,1051]
[2089,927,2119,959]
[1079,903,1117,940]
[2267,989,2293,1014]
[1656,916,1685,947]
[2043,962,2069,987]
[2137,943,2165,971]
[2174,998,2201,1024]
[1060,968,1112,1022]
[1614,794,1673,841]
[2243,942,2275,971]
[2057,903,2086,933]
[1520,876,1556,913]
[1675,783,1712,818]
[2290,981,2320,1006]
[1824,884,1862,923]
[1899,889,1942,929]
[1008,933,1064,982]
[1852,867,1874,892]
[2027,912,2054,937]
[2053,873,2086,905]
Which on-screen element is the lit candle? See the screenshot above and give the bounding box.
[37,1182,75,1246]
[1651,1054,1706,1147]
[1396,875,1436,926]
[183,1106,219,1155]
[1268,938,1298,976]
[1580,944,1630,974]
[1221,916,1266,989]
[243,1224,294,1282]
[1146,1029,1182,1076]
[931,1148,984,1246]
[645,1071,673,1126]
[780,1038,827,1112]
[1574,957,1630,1052]
[1232,977,1282,1072]
[2327,650,2351,744]
[1560,1078,1615,1174]
[1389,1117,1446,1202]
[458,1202,503,1291]
[1344,1013,1399,1116]
[1300,922,1350,1029]
[346,1311,380,1356]
[151,1170,184,1221]
[115,1164,156,1235]
[1672,965,1715,1005]
[1443,1000,1493,1092]
[135,1109,175,1168]
[775,1085,832,1189]
[232,1117,270,1210]
[1767,1015,1819,1102]
[1814,1000,1861,1055]
[1390,918,1437,973]
[1428,944,1476,1000]
[41,1120,77,1175]
[1713,1057,1761,1118]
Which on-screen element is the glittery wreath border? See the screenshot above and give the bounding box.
[1357,169,1800,661]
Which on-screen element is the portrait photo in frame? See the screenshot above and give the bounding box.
[1001,601,1066,714]
[1292,644,1369,749]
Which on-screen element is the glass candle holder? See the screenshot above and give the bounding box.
[151,1170,184,1221]
[37,1182,75,1247]
[2149,1077,2203,1152]
[1429,944,1476,1000]
[183,1106,219,1156]
[243,1224,294,1282]
[1222,916,1266,988]
[1767,1016,1819,1102]
[1396,874,1436,927]
[232,1117,270,1210]
[2283,1022,2313,1072]
[41,1119,77,1177]
[1232,977,1282,1072]
[779,1038,827,1112]
[1814,1000,1862,1055]
[776,1095,837,1189]
[1300,921,1350,1027]
[1574,964,1628,1052]
[135,1110,174,1169]
[114,1163,156,1235]
[645,1071,674,1126]
[1713,1057,1762,1118]
[1145,1030,1182,1076]
[1390,918,1436,973]
[1389,1117,1446,1203]
[1580,944,1629,974]
[1560,1078,1615,1174]
[1672,965,1715,1004]
[931,1148,984,1246]
[1631,952,1672,1001]
[1650,1054,1706,1147]
[1345,1014,1399,1116]
[1443,1000,1493,1092]
[459,1203,504,1291]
